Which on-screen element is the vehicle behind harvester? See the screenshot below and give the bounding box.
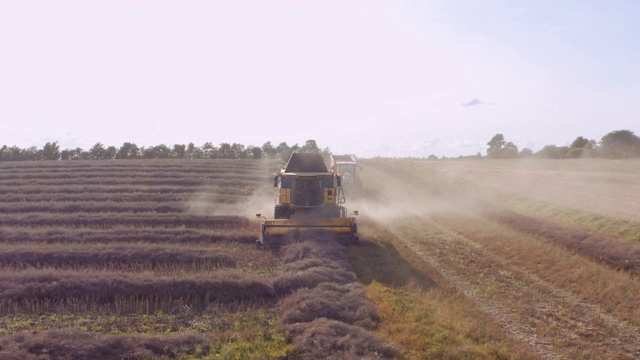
[256,152,359,246]
[330,154,362,191]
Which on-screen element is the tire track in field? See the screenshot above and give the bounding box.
[382,216,640,359]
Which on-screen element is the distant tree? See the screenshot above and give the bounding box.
[248,146,263,159]
[566,148,583,159]
[2,146,24,161]
[536,145,569,159]
[261,141,277,159]
[570,136,590,149]
[116,142,140,159]
[230,143,246,158]
[276,142,294,162]
[300,139,321,153]
[172,144,186,159]
[503,142,519,158]
[61,147,90,160]
[487,134,506,158]
[41,142,61,160]
[218,143,233,159]
[427,154,438,160]
[201,142,218,158]
[104,146,117,160]
[89,143,107,160]
[519,148,533,158]
[487,134,518,159]
[142,144,171,159]
[60,148,73,160]
[600,129,640,158]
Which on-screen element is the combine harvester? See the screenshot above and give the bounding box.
[256,152,359,246]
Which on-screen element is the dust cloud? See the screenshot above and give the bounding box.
[347,159,482,225]
[352,158,640,225]
[185,160,280,219]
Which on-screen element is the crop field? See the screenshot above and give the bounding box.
[1,158,639,359]
[0,159,393,359]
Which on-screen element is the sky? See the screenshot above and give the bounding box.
[1,0,639,158]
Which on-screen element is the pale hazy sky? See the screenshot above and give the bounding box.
[1,0,638,157]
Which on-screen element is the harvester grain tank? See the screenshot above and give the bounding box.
[256,152,359,246]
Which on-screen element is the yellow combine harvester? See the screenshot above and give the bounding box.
[256,152,359,246]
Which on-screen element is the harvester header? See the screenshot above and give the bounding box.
[257,152,359,246]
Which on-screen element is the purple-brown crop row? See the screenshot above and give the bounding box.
[0,227,256,244]
[0,243,237,271]
[0,269,276,313]
[0,328,210,360]
[0,213,251,229]
[0,189,252,203]
[271,235,395,358]
[0,200,242,214]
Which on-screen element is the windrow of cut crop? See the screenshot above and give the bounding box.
[486,209,640,276]
[0,177,263,187]
[0,199,247,213]
[0,158,264,172]
[0,269,276,314]
[0,327,210,360]
[272,237,396,359]
[0,227,257,244]
[0,168,265,180]
[0,213,251,229]
[0,189,253,203]
[0,244,237,272]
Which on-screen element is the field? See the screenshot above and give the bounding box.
[351,158,640,359]
[1,158,639,359]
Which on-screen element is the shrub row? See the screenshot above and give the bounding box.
[0,244,237,271]
[272,237,395,358]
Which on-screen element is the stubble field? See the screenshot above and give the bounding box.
[352,158,640,359]
[1,158,639,359]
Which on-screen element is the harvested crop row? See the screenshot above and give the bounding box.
[0,213,251,229]
[0,227,257,244]
[0,200,240,214]
[0,244,237,271]
[0,166,265,178]
[0,269,276,313]
[0,184,255,196]
[272,236,395,358]
[0,158,262,169]
[487,210,640,276]
[0,177,249,187]
[0,328,210,360]
[0,190,251,203]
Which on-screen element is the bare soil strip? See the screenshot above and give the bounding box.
[384,216,640,359]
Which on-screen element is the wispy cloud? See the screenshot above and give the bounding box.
[463,98,487,107]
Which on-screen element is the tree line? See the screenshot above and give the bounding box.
[486,129,640,159]
[0,140,330,162]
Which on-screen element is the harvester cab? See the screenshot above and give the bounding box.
[256,152,359,246]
